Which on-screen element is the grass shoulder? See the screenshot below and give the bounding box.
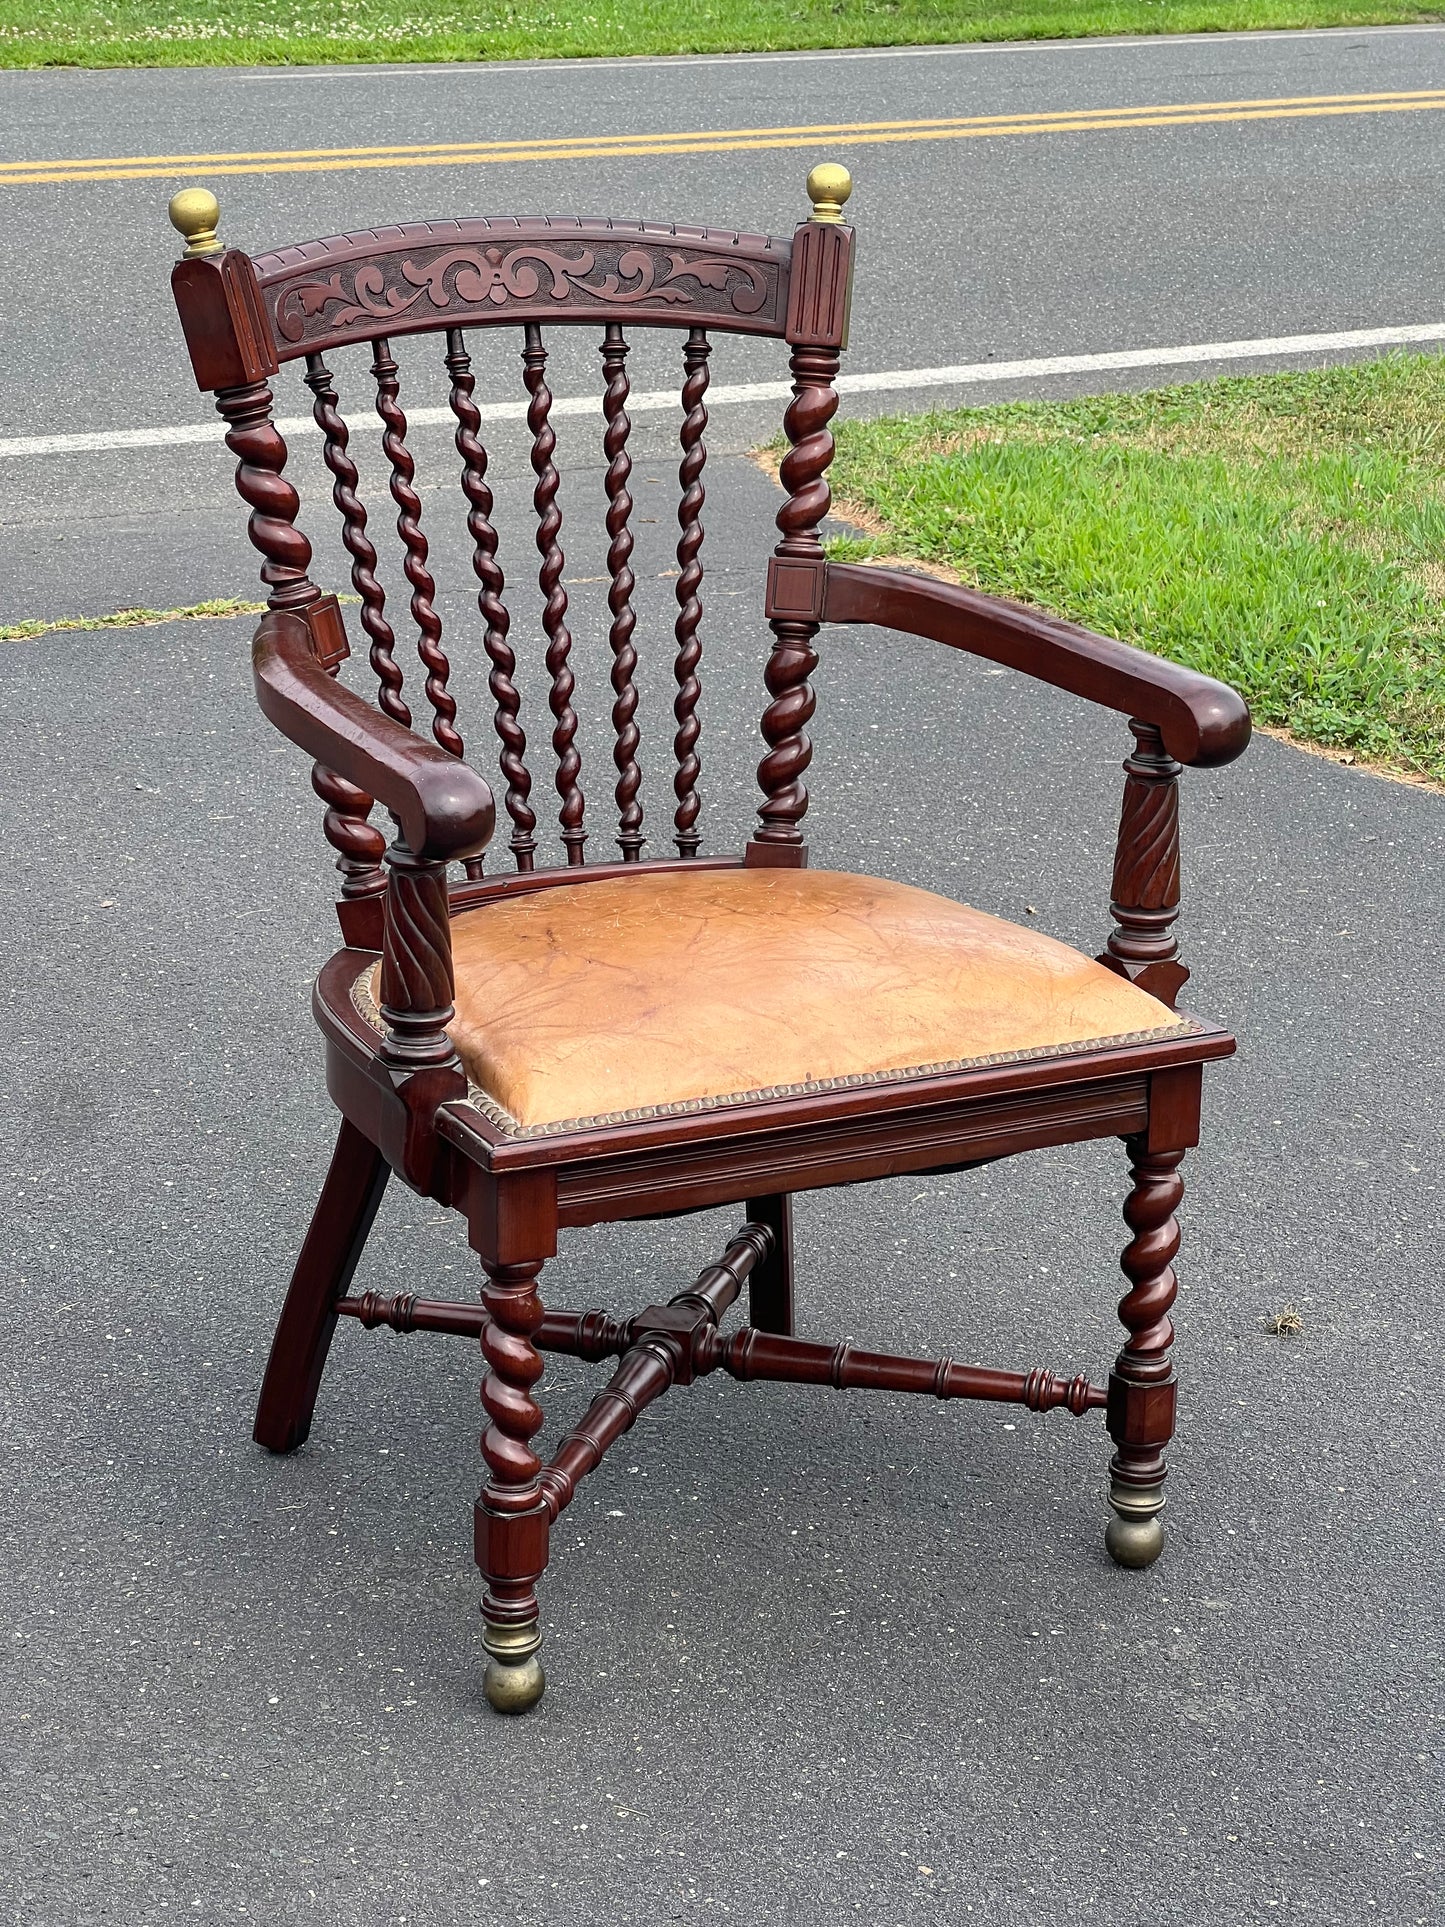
[820,353,1445,787]
[1,0,1441,70]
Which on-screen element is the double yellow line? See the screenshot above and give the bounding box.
[3,87,1443,187]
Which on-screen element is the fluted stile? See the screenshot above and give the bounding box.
[219,375,386,896]
[755,343,840,849]
[523,323,585,863]
[445,328,535,875]
[371,337,461,758]
[601,325,643,859]
[304,352,409,728]
[673,327,711,857]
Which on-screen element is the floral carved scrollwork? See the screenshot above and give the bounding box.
[273,243,773,344]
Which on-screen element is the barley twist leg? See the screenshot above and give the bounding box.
[476,1258,549,1712]
[1106,1141,1184,1569]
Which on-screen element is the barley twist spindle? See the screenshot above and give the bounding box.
[304,352,408,728]
[308,761,387,900]
[372,337,461,758]
[601,324,643,859]
[523,323,585,865]
[444,328,536,872]
[673,326,711,857]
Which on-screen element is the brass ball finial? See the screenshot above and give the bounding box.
[483,1618,545,1714]
[806,162,853,224]
[168,187,222,258]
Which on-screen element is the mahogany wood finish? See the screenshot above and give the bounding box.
[251,611,493,866]
[750,341,840,864]
[169,169,1251,1716]
[1102,721,1188,1007]
[673,325,710,856]
[601,324,643,859]
[305,353,408,730]
[335,1251,1109,1428]
[372,337,459,758]
[254,1117,389,1452]
[1106,1139,1186,1566]
[820,564,1250,768]
[524,323,586,867]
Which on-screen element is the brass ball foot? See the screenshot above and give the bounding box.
[1105,1484,1165,1570]
[483,1618,545,1715]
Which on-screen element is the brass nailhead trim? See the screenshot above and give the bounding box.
[351,962,1198,1141]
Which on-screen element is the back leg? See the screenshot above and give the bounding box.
[745,1192,795,1335]
[253,1117,390,1453]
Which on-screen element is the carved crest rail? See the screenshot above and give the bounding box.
[253,219,792,356]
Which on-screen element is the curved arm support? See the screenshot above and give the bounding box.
[822,563,1250,769]
[253,610,495,863]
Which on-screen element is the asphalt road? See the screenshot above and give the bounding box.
[1,23,1444,445]
[1,24,1443,1927]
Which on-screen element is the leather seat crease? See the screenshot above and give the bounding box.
[359,868,1189,1134]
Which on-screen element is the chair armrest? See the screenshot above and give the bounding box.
[821,563,1250,768]
[253,610,495,863]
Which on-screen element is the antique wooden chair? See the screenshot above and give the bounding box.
[167,166,1250,1714]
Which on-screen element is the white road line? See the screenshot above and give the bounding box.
[3,321,1442,461]
[218,24,1445,82]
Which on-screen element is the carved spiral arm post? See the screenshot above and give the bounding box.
[446,328,535,873]
[377,842,457,1069]
[217,375,386,898]
[476,1258,549,1714]
[673,326,711,857]
[601,324,643,859]
[752,343,840,857]
[523,323,586,865]
[1106,1141,1185,1568]
[1102,720,1188,1009]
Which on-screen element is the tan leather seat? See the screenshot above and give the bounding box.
[362,868,1186,1134]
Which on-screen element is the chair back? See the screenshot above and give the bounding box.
[168,171,856,902]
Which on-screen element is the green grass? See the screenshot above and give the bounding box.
[0,0,1439,69]
[822,353,1445,784]
[0,596,265,640]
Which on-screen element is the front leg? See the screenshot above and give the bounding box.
[476,1258,550,1712]
[1105,1138,1184,1569]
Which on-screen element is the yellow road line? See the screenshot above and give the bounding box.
[3,88,1442,187]
[1,89,1440,172]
